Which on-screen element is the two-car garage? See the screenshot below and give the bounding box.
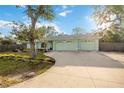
[53,39,99,51]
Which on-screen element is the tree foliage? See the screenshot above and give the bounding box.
[99,23,124,42]
[93,5,124,27]
[16,5,55,58]
[93,5,124,42]
[11,23,57,42]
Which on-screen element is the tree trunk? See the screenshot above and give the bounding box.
[30,39,36,59]
[27,6,37,59]
[30,19,37,59]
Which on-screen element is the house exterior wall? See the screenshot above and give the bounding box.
[36,42,42,49]
[27,42,42,49]
[27,43,31,49]
[26,38,99,51]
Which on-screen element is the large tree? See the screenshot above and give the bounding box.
[93,5,124,42]
[12,22,57,52]
[93,5,124,28]
[16,5,55,58]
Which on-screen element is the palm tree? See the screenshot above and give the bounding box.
[17,5,55,58]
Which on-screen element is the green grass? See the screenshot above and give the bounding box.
[0,52,55,87]
[0,52,54,75]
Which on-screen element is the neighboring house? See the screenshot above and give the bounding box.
[27,33,99,51]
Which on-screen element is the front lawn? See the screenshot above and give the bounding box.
[0,52,55,87]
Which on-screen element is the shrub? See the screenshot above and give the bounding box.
[0,45,8,52]
[0,44,25,52]
[0,54,30,62]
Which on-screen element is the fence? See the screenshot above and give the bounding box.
[99,42,124,52]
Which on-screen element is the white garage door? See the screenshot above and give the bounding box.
[54,41,77,51]
[80,40,99,51]
[53,40,99,51]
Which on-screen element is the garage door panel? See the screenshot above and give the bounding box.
[80,41,98,51]
[54,41,77,51]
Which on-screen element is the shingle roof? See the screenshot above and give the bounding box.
[46,33,99,41]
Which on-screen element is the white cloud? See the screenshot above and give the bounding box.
[20,5,26,8]
[0,20,15,36]
[59,10,72,17]
[0,20,13,28]
[1,17,62,34]
[36,22,61,33]
[62,5,68,10]
[0,20,65,35]
[62,5,75,10]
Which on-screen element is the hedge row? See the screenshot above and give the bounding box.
[0,45,25,52]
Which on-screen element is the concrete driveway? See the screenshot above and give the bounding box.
[11,52,124,88]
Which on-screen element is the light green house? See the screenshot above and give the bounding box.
[27,40,42,49]
[27,34,99,51]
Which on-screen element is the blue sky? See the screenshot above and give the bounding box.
[0,5,96,36]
